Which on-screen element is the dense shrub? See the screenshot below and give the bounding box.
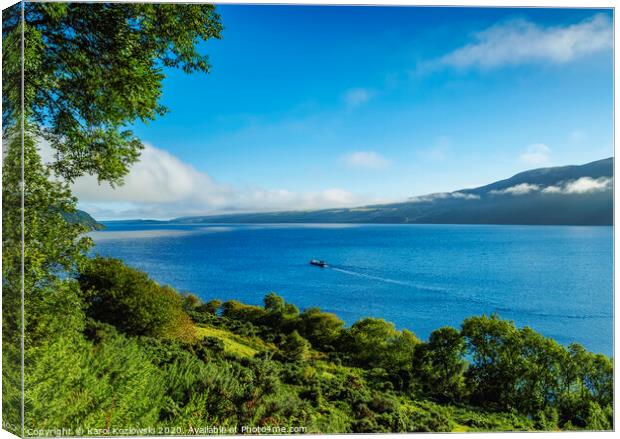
[297,307,344,350]
[395,401,455,432]
[25,322,165,430]
[200,299,223,315]
[221,300,267,323]
[279,330,311,362]
[343,318,419,372]
[451,406,535,431]
[78,257,195,341]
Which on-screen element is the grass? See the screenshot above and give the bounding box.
[195,324,269,358]
[452,425,470,432]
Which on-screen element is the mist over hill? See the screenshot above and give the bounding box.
[168,158,613,226]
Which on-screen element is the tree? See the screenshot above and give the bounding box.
[182,292,201,311]
[413,327,467,402]
[1,3,224,433]
[3,5,222,430]
[345,318,399,368]
[2,128,92,432]
[389,329,420,376]
[264,292,286,314]
[587,354,613,408]
[198,299,223,315]
[556,343,614,428]
[461,315,525,410]
[261,292,299,331]
[585,401,612,430]
[344,318,419,372]
[518,327,564,415]
[2,128,92,303]
[298,307,344,350]
[3,2,222,184]
[280,331,311,362]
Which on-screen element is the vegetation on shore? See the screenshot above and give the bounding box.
[19,251,617,433]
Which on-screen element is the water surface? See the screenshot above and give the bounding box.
[90,223,613,355]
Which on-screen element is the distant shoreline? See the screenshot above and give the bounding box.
[97,220,614,227]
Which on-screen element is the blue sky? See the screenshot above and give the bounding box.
[72,6,614,220]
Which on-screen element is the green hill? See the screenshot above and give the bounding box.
[61,209,105,230]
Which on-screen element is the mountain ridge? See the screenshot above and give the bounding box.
[169,157,613,226]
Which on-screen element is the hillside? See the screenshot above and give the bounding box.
[61,209,106,230]
[175,158,613,226]
[70,257,613,432]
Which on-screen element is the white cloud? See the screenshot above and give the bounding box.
[451,191,480,200]
[437,14,611,70]
[66,143,380,219]
[409,191,480,202]
[71,144,234,205]
[520,143,551,166]
[490,183,541,196]
[343,88,373,109]
[409,192,449,202]
[562,176,612,194]
[341,151,391,170]
[492,177,612,197]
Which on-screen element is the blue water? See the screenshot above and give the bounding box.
[90,223,614,355]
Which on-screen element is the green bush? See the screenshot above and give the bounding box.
[221,300,267,323]
[395,401,455,432]
[297,307,344,350]
[280,330,311,362]
[78,257,195,341]
[343,318,419,373]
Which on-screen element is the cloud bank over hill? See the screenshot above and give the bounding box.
[35,137,611,223]
[67,144,382,219]
[160,157,613,226]
[409,191,480,202]
[489,177,612,196]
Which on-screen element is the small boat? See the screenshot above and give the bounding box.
[310,259,328,268]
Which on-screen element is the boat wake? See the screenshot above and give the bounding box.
[329,266,414,287]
